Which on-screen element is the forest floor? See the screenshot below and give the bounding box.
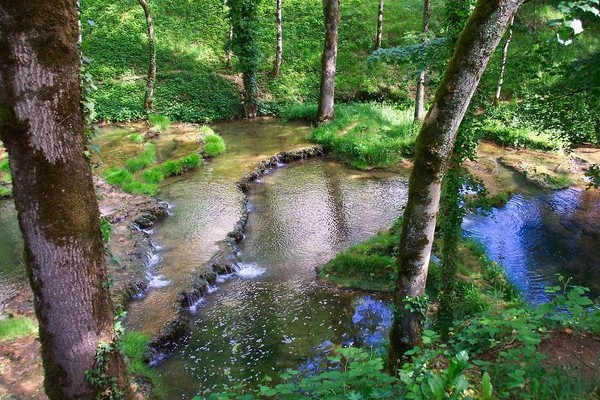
[1,138,599,399]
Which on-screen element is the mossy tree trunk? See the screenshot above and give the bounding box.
[0,1,132,398]
[230,0,262,118]
[388,0,523,372]
[317,0,339,123]
[375,0,384,49]
[414,0,431,122]
[273,0,283,78]
[138,0,156,113]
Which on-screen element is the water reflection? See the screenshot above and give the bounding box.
[463,187,600,303]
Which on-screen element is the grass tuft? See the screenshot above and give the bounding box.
[0,316,37,341]
[122,331,164,398]
[202,133,226,157]
[148,114,171,132]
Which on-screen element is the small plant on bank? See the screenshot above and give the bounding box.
[122,331,165,398]
[202,133,227,157]
[125,143,157,172]
[148,114,171,132]
[0,316,37,341]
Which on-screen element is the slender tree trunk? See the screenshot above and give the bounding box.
[375,0,384,49]
[495,15,514,104]
[317,0,339,123]
[139,0,156,113]
[273,0,283,78]
[388,0,523,372]
[414,0,431,123]
[0,2,132,398]
[225,0,234,70]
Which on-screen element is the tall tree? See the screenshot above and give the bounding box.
[0,1,132,398]
[414,0,431,122]
[138,0,156,113]
[224,0,234,70]
[375,0,384,49]
[388,0,523,372]
[273,0,283,77]
[317,0,339,122]
[494,15,514,104]
[230,0,262,118]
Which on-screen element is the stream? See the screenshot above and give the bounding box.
[0,119,599,397]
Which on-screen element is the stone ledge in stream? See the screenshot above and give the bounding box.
[145,145,325,364]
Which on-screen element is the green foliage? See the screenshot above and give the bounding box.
[125,143,157,172]
[307,103,417,169]
[148,114,171,132]
[0,316,37,341]
[0,157,11,198]
[202,132,227,157]
[122,331,165,398]
[104,167,135,187]
[160,153,202,177]
[587,164,600,188]
[100,217,113,244]
[86,311,127,400]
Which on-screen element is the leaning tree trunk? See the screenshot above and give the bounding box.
[414,0,431,122]
[375,0,384,49]
[0,1,132,399]
[317,0,339,123]
[494,15,514,104]
[139,0,156,113]
[388,0,523,372]
[273,0,283,78]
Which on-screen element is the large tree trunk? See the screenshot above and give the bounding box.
[388,0,523,372]
[495,15,514,104]
[414,0,431,123]
[375,0,384,49]
[139,0,156,113]
[317,0,339,123]
[273,0,283,78]
[0,1,132,399]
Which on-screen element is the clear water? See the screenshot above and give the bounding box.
[156,159,409,397]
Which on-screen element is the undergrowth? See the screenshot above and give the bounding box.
[289,103,418,169]
[122,331,165,398]
[200,126,227,157]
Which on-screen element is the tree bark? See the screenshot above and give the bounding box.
[317,0,339,123]
[414,0,431,123]
[375,0,384,49]
[0,1,132,398]
[495,15,514,104]
[273,0,283,78]
[138,0,156,113]
[388,0,523,372]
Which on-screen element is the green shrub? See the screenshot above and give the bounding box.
[160,160,181,176]
[0,316,37,341]
[202,133,226,157]
[122,180,158,196]
[148,114,171,132]
[125,143,157,172]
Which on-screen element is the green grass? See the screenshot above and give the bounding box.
[0,316,37,341]
[303,103,417,169]
[122,331,164,398]
[125,143,157,172]
[202,132,226,157]
[126,133,144,143]
[148,114,171,132]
